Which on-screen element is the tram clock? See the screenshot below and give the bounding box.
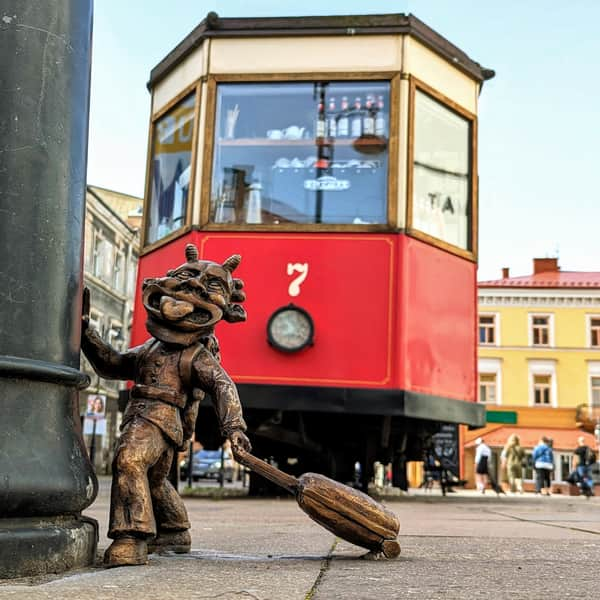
[267,305,314,352]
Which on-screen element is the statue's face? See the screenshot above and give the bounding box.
[142,247,246,344]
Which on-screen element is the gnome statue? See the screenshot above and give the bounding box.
[81,244,251,567]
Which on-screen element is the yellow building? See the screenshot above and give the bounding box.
[465,257,600,489]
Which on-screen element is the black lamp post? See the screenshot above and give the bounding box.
[0,0,97,578]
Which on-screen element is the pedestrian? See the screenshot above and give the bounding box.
[421,447,440,491]
[501,434,525,494]
[385,463,393,487]
[573,436,596,497]
[474,437,491,494]
[532,436,554,496]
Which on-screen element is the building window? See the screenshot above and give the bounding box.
[531,315,551,346]
[92,232,103,278]
[145,92,195,245]
[478,373,497,404]
[127,256,138,299]
[89,309,102,334]
[412,89,473,250]
[533,374,552,405]
[591,376,600,408]
[92,233,114,284]
[108,322,123,351]
[590,317,600,347]
[113,248,125,293]
[210,80,391,225]
[479,315,496,345]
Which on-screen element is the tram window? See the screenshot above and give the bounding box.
[145,93,195,245]
[412,90,472,250]
[210,81,390,225]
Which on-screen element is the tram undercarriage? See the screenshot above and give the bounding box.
[195,389,479,495]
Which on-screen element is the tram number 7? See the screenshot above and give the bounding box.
[287,263,309,297]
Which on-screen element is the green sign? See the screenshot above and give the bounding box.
[486,410,517,424]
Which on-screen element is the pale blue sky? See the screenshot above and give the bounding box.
[87,1,600,280]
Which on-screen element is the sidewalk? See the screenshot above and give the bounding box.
[2,478,600,599]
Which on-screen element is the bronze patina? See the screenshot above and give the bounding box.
[82,244,251,567]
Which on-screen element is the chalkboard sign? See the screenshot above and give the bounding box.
[432,423,459,477]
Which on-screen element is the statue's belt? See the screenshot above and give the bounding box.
[130,384,186,409]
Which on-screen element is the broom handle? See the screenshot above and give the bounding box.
[234,448,298,494]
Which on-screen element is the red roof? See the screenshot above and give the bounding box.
[464,427,597,451]
[479,271,600,289]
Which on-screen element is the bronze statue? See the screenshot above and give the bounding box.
[83,244,400,566]
[81,244,251,567]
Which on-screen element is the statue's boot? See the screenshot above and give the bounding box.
[104,536,148,567]
[148,529,191,554]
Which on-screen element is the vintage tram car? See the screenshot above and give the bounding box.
[132,13,494,489]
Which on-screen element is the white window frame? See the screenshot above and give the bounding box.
[478,357,502,405]
[588,361,600,411]
[478,312,500,346]
[555,452,573,483]
[89,308,103,334]
[528,313,554,347]
[113,246,125,293]
[108,320,123,351]
[127,256,138,298]
[92,230,115,284]
[587,314,600,348]
[92,229,103,279]
[528,359,557,407]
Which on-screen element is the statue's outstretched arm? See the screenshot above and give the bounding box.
[192,348,251,452]
[81,326,141,381]
[80,286,141,381]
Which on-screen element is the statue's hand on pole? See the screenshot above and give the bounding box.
[82,286,91,332]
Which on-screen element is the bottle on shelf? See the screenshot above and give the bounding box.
[337,96,349,137]
[244,178,262,224]
[327,97,337,139]
[315,98,326,139]
[363,95,375,136]
[375,95,386,137]
[351,97,362,138]
[214,194,236,224]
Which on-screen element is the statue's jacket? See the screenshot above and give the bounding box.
[82,327,247,448]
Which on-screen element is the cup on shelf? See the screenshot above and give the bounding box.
[274,157,291,168]
[267,129,284,140]
[283,126,305,140]
[290,158,304,169]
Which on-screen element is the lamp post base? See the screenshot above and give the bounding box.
[0,516,98,579]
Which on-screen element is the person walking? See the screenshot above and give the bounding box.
[532,436,554,496]
[501,434,525,494]
[474,437,492,494]
[573,436,596,497]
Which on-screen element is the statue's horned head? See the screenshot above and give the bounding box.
[142,244,246,343]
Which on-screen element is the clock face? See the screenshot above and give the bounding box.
[267,306,314,352]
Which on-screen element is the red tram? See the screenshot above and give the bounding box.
[132,13,494,489]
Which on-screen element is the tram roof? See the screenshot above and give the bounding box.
[148,12,495,91]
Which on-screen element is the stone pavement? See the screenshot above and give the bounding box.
[2,478,600,599]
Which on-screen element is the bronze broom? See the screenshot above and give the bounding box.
[233,447,400,558]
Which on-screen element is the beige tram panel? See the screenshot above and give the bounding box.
[151,35,479,116]
[149,33,481,232]
[152,45,207,116]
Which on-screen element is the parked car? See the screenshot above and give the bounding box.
[180,449,234,482]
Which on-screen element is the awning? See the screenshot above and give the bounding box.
[464,427,597,451]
